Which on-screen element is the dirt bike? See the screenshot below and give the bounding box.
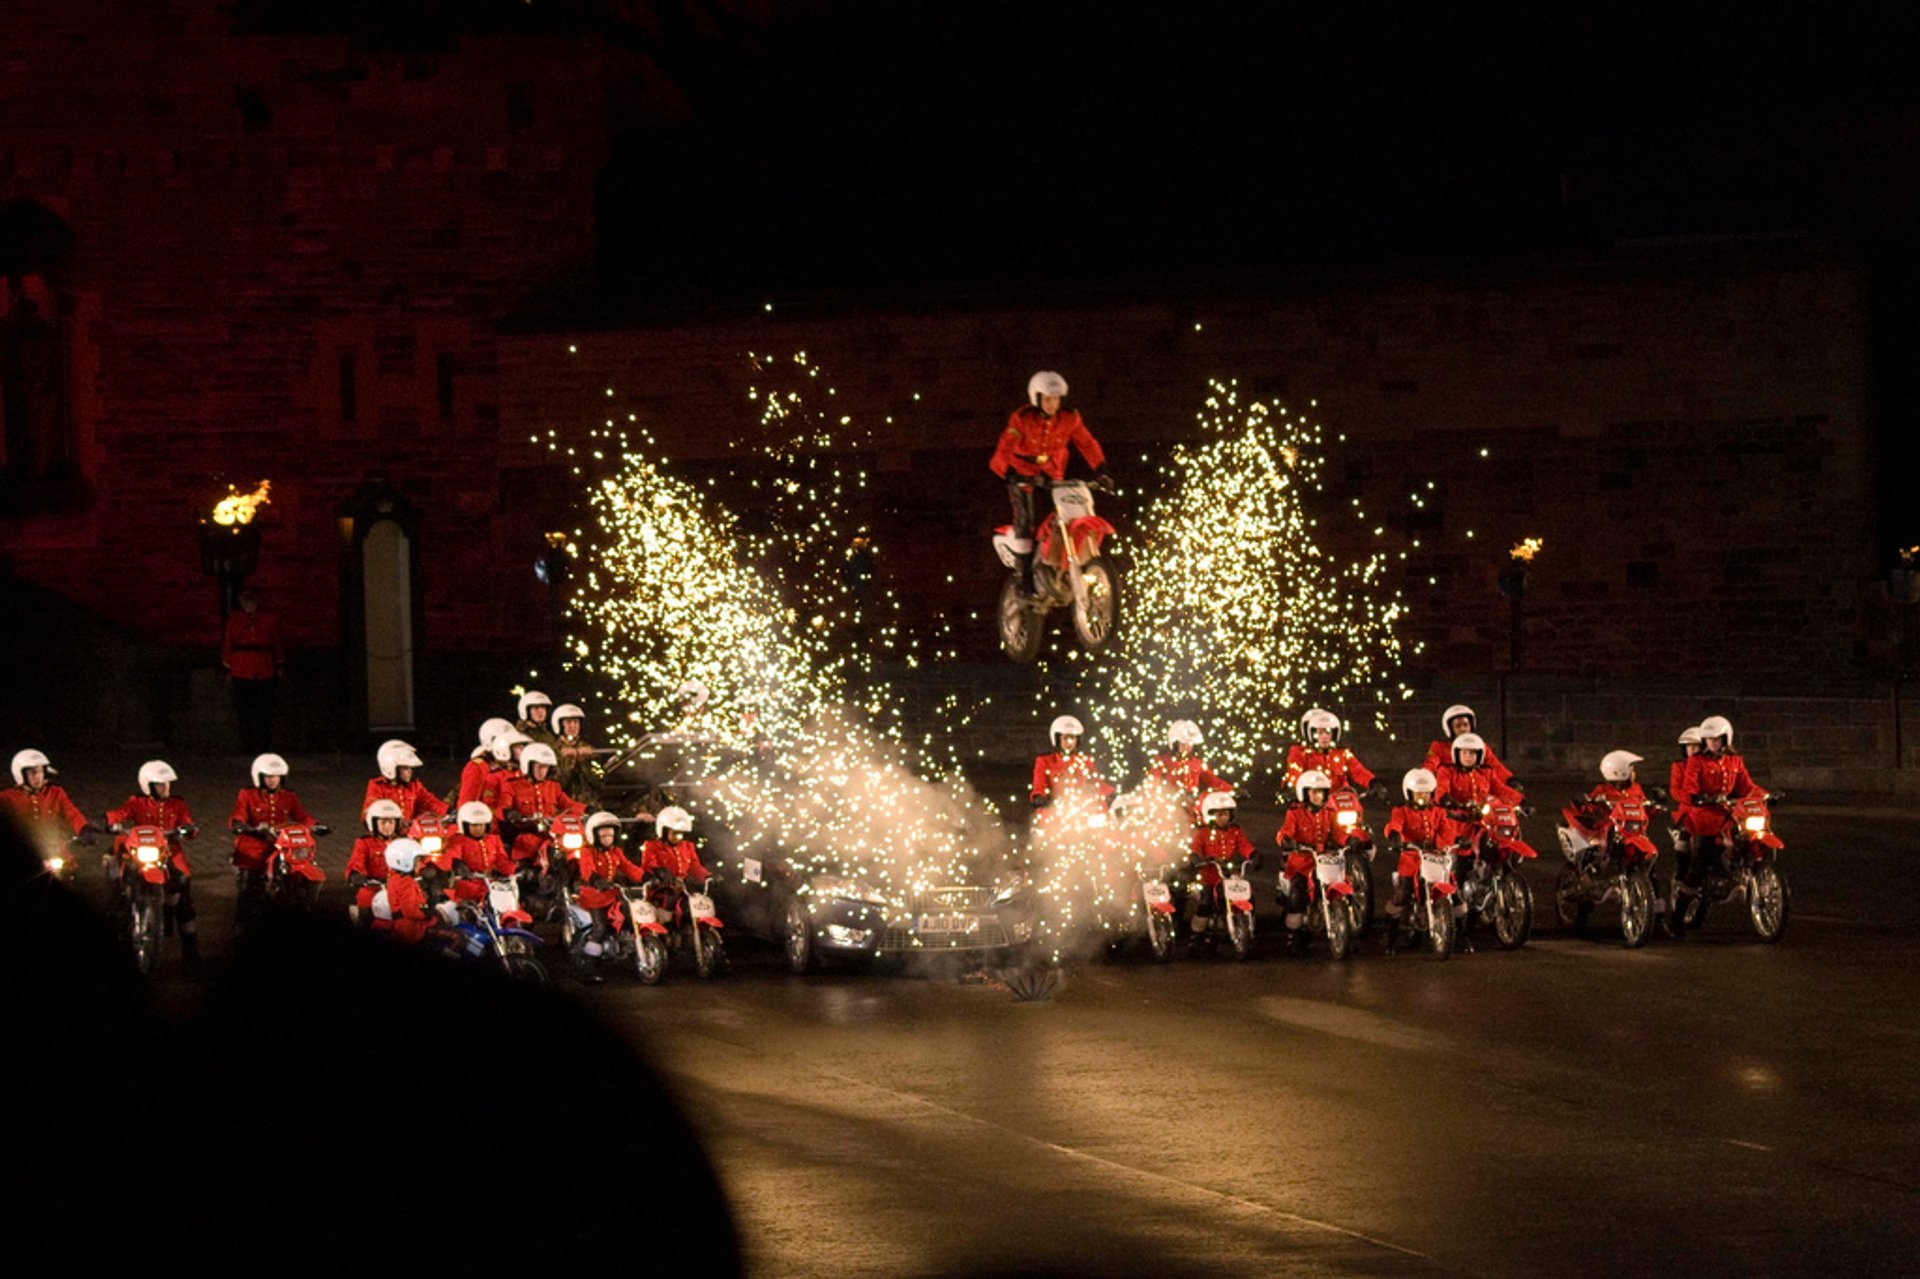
[994,477,1119,662]
[1139,865,1179,962]
[1555,797,1661,948]
[615,883,673,985]
[1671,794,1789,942]
[1390,840,1460,959]
[1285,845,1360,959]
[1328,788,1377,931]
[114,823,191,975]
[445,876,547,983]
[1184,855,1257,960]
[263,823,329,912]
[652,875,728,979]
[1447,801,1538,950]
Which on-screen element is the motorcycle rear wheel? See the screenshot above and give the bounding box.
[1749,863,1790,942]
[1553,867,1591,934]
[1490,870,1533,950]
[1620,873,1653,949]
[998,577,1045,664]
[1071,556,1120,651]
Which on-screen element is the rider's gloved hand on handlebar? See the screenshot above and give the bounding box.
[1031,794,1052,809]
[1094,470,1116,494]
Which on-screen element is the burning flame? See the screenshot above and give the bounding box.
[211,480,272,527]
[1509,537,1543,562]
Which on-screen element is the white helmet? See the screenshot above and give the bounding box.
[517,690,551,720]
[377,740,423,780]
[138,760,178,793]
[1677,725,1704,747]
[1441,704,1477,736]
[1451,732,1487,766]
[1199,790,1237,819]
[1295,770,1333,802]
[365,799,405,831]
[456,801,493,829]
[382,837,425,874]
[1698,715,1733,746]
[1049,715,1085,747]
[1599,750,1643,783]
[250,753,290,787]
[10,748,52,786]
[521,743,558,772]
[674,678,710,713]
[553,703,586,732]
[655,805,694,834]
[473,717,513,757]
[489,729,532,763]
[1167,719,1203,748]
[1300,707,1341,743]
[585,810,622,839]
[1402,768,1438,797]
[1027,371,1068,406]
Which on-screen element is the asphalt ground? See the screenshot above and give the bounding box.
[29,751,1920,1277]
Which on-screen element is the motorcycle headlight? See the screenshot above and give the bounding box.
[1086,812,1108,829]
[45,856,65,873]
[135,845,162,864]
[561,833,584,850]
[1335,811,1359,827]
[421,836,444,853]
[1743,815,1767,833]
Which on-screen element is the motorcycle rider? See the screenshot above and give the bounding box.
[1146,720,1230,816]
[500,743,585,907]
[989,371,1111,596]
[1432,733,1524,948]
[228,753,321,926]
[446,801,512,903]
[516,691,556,747]
[106,760,199,970]
[1185,790,1256,939]
[571,811,647,980]
[370,837,435,945]
[639,805,712,931]
[1672,715,1766,924]
[1382,768,1458,954]
[1284,708,1380,793]
[1031,715,1116,817]
[348,800,405,926]
[458,718,514,808]
[1661,725,1705,884]
[1421,704,1517,788]
[3,748,90,861]
[1275,769,1350,955]
[361,740,448,821]
[551,703,602,806]
[1583,751,1649,808]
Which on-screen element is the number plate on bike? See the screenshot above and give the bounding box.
[1315,853,1346,885]
[688,893,715,918]
[1142,881,1172,905]
[1223,876,1252,902]
[1419,851,1450,883]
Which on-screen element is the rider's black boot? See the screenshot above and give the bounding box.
[1384,918,1401,955]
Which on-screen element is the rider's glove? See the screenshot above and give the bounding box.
[1031,795,1052,809]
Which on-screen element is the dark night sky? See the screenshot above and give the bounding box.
[590,1,1920,291]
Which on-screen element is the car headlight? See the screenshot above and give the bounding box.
[810,875,890,906]
[1743,815,1767,833]
[991,882,1025,907]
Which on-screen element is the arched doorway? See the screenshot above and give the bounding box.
[339,479,422,734]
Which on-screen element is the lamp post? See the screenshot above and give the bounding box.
[197,480,272,620]
[1496,537,1542,759]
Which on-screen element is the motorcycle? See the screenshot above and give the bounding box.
[113,823,191,975]
[1447,801,1538,950]
[1328,789,1377,931]
[1285,845,1360,960]
[444,876,548,983]
[615,884,673,985]
[994,477,1120,662]
[650,875,728,979]
[1672,794,1789,942]
[264,823,329,912]
[1185,854,1257,961]
[1391,841,1460,959]
[1555,797,1661,948]
[1139,865,1179,963]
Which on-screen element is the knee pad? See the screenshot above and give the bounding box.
[1284,913,1306,931]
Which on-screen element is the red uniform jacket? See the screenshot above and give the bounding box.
[221,609,284,682]
[1148,753,1229,798]
[576,844,646,911]
[1189,823,1255,885]
[1276,803,1348,878]
[107,795,194,874]
[638,838,710,885]
[229,786,315,871]
[1677,752,1760,837]
[1,784,87,838]
[1431,764,1523,812]
[1283,745,1375,791]
[347,835,392,881]
[1386,803,1458,879]
[1422,739,1514,785]
[448,832,511,878]
[457,757,508,811]
[361,777,448,821]
[1031,751,1114,805]
[989,406,1106,481]
[502,776,584,863]
[376,873,434,944]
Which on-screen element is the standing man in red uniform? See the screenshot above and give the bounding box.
[989,371,1111,596]
[221,587,285,754]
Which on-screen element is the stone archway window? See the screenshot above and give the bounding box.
[0,199,79,506]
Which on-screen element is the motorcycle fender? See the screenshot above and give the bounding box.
[501,909,533,927]
[1228,899,1254,913]
[1328,882,1355,898]
[1067,514,1115,557]
[498,927,545,946]
[638,922,670,935]
[140,866,168,884]
[292,862,327,882]
[1429,882,1457,898]
[1148,901,1177,915]
[1758,832,1784,850]
[696,917,725,929]
[1625,834,1659,860]
[1501,838,1540,860]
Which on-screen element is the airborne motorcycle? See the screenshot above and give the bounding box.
[993,477,1119,662]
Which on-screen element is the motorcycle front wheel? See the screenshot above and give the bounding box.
[1071,556,1120,651]
[1345,850,1374,931]
[1490,870,1533,950]
[635,932,668,985]
[1145,908,1176,963]
[504,954,548,985]
[1748,863,1790,942]
[1429,895,1455,960]
[998,577,1045,664]
[1227,908,1254,962]
[132,894,162,975]
[694,925,726,979]
[1620,873,1654,949]
[1325,896,1354,960]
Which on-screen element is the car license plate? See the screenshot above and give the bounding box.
[916,912,976,934]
